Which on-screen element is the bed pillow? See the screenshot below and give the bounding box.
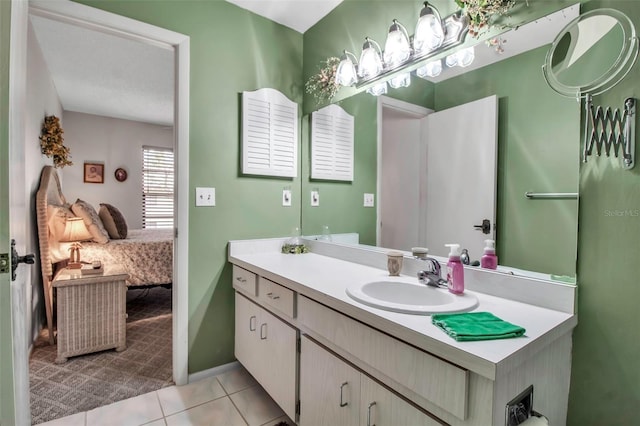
[47,205,93,242]
[71,199,110,244]
[99,203,128,239]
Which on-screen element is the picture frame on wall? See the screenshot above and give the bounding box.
[84,162,104,184]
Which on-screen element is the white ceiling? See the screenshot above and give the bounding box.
[29,14,175,127]
[225,0,344,33]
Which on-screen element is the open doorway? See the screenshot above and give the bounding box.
[9,2,189,424]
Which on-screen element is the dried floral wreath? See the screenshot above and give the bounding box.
[305,57,341,105]
[39,115,72,168]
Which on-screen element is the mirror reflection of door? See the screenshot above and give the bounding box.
[379,95,497,260]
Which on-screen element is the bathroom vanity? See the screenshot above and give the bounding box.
[228,238,577,426]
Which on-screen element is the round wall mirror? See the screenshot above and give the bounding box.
[543,8,639,98]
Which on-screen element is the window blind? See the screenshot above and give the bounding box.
[142,146,174,229]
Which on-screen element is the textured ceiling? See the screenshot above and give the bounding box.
[30,14,174,127]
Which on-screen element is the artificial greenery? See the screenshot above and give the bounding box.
[281,243,309,254]
[305,57,340,105]
[455,0,516,38]
[39,115,72,168]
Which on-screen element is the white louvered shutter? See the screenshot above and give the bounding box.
[242,88,298,177]
[311,104,354,181]
[142,146,174,229]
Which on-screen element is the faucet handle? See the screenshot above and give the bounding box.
[423,257,441,276]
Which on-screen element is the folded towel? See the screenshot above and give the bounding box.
[431,312,526,342]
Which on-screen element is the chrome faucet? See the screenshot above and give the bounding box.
[417,258,448,288]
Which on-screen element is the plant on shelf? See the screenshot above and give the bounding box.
[305,57,341,105]
[39,115,72,168]
[455,0,517,38]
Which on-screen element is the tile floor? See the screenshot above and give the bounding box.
[38,367,293,426]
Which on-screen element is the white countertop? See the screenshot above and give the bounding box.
[229,243,577,381]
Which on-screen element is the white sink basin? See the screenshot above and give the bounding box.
[346,279,478,315]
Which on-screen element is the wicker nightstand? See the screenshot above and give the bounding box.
[53,264,129,363]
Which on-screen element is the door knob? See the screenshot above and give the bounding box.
[11,239,35,281]
[473,219,491,235]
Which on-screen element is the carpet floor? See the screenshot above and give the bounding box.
[30,286,173,425]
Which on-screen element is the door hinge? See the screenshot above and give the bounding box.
[0,253,9,274]
[296,400,300,415]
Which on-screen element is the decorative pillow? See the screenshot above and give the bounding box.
[46,205,92,242]
[71,199,110,244]
[99,203,128,239]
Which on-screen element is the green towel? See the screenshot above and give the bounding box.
[431,312,526,342]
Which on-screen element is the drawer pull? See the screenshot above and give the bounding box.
[260,323,267,340]
[367,401,376,426]
[249,315,256,331]
[339,382,349,407]
[266,292,280,300]
[235,276,247,283]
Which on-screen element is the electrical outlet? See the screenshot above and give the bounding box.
[311,190,320,207]
[364,193,375,207]
[282,189,292,206]
[195,187,215,206]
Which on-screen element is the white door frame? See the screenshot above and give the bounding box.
[9,0,190,421]
[376,96,432,247]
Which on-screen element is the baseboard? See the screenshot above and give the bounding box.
[188,361,241,383]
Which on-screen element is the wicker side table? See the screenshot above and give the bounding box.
[53,264,129,363]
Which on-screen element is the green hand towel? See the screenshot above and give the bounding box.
[431,312,526,342]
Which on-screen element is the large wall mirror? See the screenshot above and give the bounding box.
[299,2,589,281]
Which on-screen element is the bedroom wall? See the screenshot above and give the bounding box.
[25,21,62,343]
[60,111,173,230]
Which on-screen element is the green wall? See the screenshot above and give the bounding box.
[569,2,640,424]
[75,0,304,373]
[435,46,579,276]
[0,1,16,424]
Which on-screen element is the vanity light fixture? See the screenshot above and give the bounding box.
[357,37,384,79]
[384,19,412,67]
[334,1,471,95]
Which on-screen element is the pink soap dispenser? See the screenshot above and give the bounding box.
[481,239,498,270]
[445,244,464,295]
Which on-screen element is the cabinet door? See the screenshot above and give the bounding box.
[360,375,443,426]
[299,336,360,426]
[234,293,261,377]
[257,302,298,421]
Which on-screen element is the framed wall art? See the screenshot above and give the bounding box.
[84,162,104,184]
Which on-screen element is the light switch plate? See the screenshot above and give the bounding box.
[196,187,216,206]
[311,190,320,207]
[282,189,292,206]
[364,193,375,207]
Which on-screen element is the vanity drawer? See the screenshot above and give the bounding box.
[298,295,469,420]
[232,265,257,296]
[258,277,296,319]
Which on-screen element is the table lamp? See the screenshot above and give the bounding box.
[63,217,88,269]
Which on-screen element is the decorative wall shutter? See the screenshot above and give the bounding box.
[242,88,298,178]
[311,104,354,181]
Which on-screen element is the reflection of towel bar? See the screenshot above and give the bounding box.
[525,192,578,199]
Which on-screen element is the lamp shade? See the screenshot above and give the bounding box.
[336,51,358,86]
[358,37,383,78]
[366,81,388,96]
[384,20,411,67]
[61,217,91,242]
[389,72,411,88]
[414,2,445,54]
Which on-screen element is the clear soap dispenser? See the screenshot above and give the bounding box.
[445,243,464,295]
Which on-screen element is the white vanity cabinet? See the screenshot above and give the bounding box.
[234,292,297,420]
[300,335,441,426]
